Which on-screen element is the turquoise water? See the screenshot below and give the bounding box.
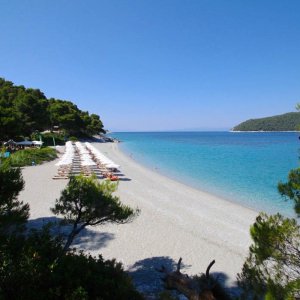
[110,132,299,217]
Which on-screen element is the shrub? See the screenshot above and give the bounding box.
[0,162,29,236]
[0,228,143,300]
[68,136,78,142]
[238,213,300,299]
[31,132,66,146]
[8,147,57,167]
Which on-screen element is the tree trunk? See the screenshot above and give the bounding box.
[62,230,77,253]
[62,223,86,253]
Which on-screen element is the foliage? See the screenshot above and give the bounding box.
[0,161,29,236]
[47,98,105,137]
[8,147,57,167]
[232,112,300,131]
[51,174,138,251]
[0,227,63,299]
[238,213,300,299]
[31,132,66,146]
[278,168,300,217]
[0,163,142,299]
[54,251,143,300]
[47,99,84,136]
[0,77,105,140]
[68,136,78,142]
[0,227,143,300]
[0,79,48,138]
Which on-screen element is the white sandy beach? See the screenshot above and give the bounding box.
[19,141,258,290]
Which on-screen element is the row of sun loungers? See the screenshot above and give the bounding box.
[84,142,119,180]
[85,142,120,170]
[53,141,75,179]
[53,141,120,180]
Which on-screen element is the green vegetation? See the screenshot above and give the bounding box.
[31,132,66,146]
[238,166,300,299]
[0,163,142,299]
[232,112,300,131]
[0,78,105,140]
[68,136,78,142]
[1,228,142,299]
[238,213,300,299]
[0,161,29,236]
[52,175,138,252]
[278,168,300,216]
[8,147,57,167]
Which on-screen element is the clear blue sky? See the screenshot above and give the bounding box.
[1,0,300,131]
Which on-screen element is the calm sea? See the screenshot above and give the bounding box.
[109,132,299,217]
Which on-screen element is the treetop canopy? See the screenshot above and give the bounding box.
[0,78,105,140]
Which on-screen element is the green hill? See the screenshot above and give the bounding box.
[0,78,105,140]
[232,112,300,131]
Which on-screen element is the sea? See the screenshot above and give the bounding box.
[109,132,300,217]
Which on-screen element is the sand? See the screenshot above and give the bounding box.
[18,141,258,292]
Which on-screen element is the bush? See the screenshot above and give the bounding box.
[8,147,57,167]
[55,252,143,300]
[0,228,143,300]
[68,136,78,142]
[0,162,29,236]
[0,157,142,300]
[237,213,300,299]
[31,132,66,146]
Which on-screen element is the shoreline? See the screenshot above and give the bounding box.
[118,140,259,215]
[18,141,258,290]
[119,141,265,215]
[99,141,259,218]
[110,131,297,218]
[91,142,258,285]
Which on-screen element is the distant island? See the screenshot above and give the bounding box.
[232,112,300,132]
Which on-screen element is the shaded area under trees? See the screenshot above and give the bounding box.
[0,161,141,299]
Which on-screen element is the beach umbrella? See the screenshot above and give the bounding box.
[83,142,120,169]
[55,142,75,166]
[81,160,96,166]
[106,164,120,169]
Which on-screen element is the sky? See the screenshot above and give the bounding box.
[1,0,300,131]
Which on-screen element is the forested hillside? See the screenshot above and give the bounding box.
[0,78,105,140]
[232,112,300,131]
